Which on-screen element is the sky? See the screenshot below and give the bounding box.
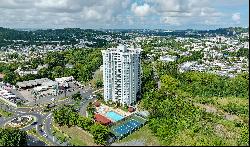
[0,0,248,30]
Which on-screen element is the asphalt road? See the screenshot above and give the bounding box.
[40,88,98,146]
[43,113,68,146]
[0,86,101,146]
[27,135,47,146]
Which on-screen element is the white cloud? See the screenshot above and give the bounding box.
[232,12,241,24]
[0,0,132,28]
[144,0,226,27]
[148,0,181,13]
[81,8,102,21]
[0,0,248,29]
[131,3,152,17]
[199,7,223,17]
[204,18,219,25]
[160,16,180,26]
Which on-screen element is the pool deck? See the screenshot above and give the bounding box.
[95,104,133,120]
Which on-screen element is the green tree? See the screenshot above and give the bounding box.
[238,125,249,146]
[0,128,27,146]
[72,92,82,101]
[95,79,103,88]
[160,74,180,92]
[3,70,18,85]
[90,123,111,145]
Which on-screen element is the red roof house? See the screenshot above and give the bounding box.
[94,113,112,125]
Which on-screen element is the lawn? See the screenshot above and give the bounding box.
[54,123,97,146]
[115,124,161,146]
[192,96,249,124]
[26,128,53,146]
[0,108,12,117]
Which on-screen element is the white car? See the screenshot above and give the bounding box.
[43,134,48,138]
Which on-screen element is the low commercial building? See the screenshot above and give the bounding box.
[16,78,59,98]
[0,88,19,107]
[159,55,178,62]
[16,78,51,89]
[55,76,74,84]
[32,80,58,97]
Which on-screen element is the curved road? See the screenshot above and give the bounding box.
[0,87,101,146]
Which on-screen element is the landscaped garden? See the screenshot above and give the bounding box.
[5,115,34,129]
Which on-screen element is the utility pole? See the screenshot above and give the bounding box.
[64,85,66,97]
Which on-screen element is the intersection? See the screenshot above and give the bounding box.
[0,86,101,146]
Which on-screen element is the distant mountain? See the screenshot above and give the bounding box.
[0,27,248,48]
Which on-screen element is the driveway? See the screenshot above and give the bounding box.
[111,140,145,146]
[79,88,97,116]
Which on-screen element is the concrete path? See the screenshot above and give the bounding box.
[111,140,145,146]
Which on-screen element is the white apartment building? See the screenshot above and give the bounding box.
[102,44,142,106]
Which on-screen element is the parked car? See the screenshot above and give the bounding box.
[43,134,48,138]
[31,121,38,125]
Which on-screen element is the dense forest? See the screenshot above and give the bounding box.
[118,27,249,37]
[140,58,249,145]
[0,27,248,48]
[0,27,130,48]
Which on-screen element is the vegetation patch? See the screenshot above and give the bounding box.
[54,123,94,146]
[26,128,52,146]
[53,105,111,145]
[140,59,249,146]
[0,108,12,117]
[116,124,161,146]
[0,127,27,146]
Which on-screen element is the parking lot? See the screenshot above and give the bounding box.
[13,81,83,106]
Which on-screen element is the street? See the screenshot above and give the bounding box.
[0,86,101,146]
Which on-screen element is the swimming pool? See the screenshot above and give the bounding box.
[105,111,124,122]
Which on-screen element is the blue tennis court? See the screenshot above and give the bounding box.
[112,119,142,137]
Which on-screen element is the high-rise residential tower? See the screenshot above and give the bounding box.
[101,44,141,106]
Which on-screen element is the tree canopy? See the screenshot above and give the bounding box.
[0,128,27,146]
